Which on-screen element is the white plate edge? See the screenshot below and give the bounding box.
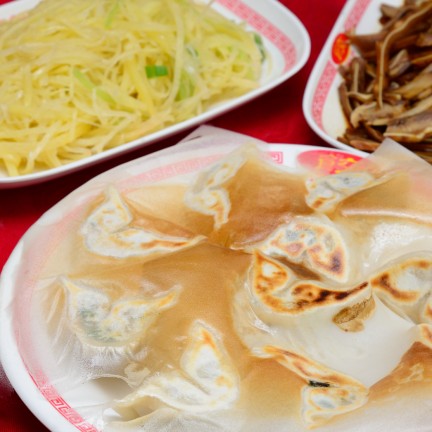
[302,0,361,153]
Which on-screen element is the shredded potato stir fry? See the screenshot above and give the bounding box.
[0,0,264,176]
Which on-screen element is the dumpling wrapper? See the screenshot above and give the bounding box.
[260,345,369,426]
[231,251,429,426]
[110,320,239,429]
[61,277,181,347]
[238,251,416,387]
[81,187,205,258]
[305,171,379,213]
[184,143,313,249]
[370,252,432,324]
[308,139,432,226]
[104,407,242,432]
[185,150,247,229]
[254,215,352,284]
[304,141,432,280]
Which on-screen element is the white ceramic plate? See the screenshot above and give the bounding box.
[0,137,362,432]
[302,0,401,153]
[0,0,310,189]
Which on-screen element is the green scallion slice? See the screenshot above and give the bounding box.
[253,33,266,61]
[145,65,169,79]
[72,67,115,104]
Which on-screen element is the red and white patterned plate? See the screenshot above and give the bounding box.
[302,0,401,153]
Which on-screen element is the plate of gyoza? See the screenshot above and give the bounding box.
[1,126,431,432]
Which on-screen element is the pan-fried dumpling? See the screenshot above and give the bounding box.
[82,187,204,258]
[107,320,239,430]
[259,345,369,425]
[303,142,432,280]
[417,323,432,349]
[255,215,352,284]
[232,251,419,426]
[305,171,379,213]
[249,251,368,323]
[326,140,432,226]
[242,252,415,385]
[61,277,181,347]
[185,151,246,229]
[370,253,432,324]
[305,140,432,231]
[42,277,181,387]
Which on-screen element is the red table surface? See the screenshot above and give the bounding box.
[0,0,345,430]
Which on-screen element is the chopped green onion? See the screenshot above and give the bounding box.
[95,88,116,104]
[72,67,115,104]
[105,0,121,29]
[176,70,195,101]
[72,67,95,90]
[253,32,266,61]
[186,44,199,59]
[145,65,169,78]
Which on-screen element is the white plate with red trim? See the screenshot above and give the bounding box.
[0,0,310,189]
[302,0,400,153]
[0,135,362,432]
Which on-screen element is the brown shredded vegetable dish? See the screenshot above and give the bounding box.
[338,0,432,162]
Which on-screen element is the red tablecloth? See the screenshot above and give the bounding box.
[0,0,345,430]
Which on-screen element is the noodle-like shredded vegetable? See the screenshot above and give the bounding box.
[0,0,263,176]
